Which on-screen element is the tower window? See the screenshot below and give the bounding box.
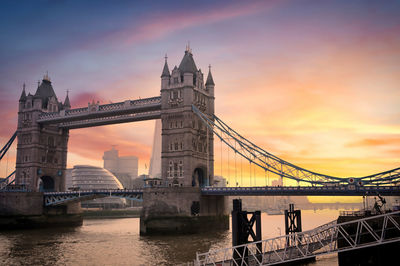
[174,163,178,177]
[174,77,179,84]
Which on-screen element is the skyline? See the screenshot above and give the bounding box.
[1,1,399,202]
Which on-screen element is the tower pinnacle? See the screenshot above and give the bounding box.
[161,54,170,77]
[64,89,71,109]
[205,64,215,86]
[19,83,27,102]
[43,71,51,82]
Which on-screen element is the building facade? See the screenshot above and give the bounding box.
[103,146,138,188]
[160,48,215,187]
[16,75,70,191]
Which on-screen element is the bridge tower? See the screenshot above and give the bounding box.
[140,48,226,234]
[16,75,70,192]
[160,47,215,187]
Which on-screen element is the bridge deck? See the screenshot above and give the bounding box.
[44,189,143,206]
[201,186,400,196]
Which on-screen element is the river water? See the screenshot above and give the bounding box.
[0,210,340,265]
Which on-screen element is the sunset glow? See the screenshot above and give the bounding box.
[1,1,399,203]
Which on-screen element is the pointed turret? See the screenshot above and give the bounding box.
[161,55,171,90]
[205,65,215,86]
[64,90,71,109]
[178,46,198,74]
[161,55,170,77]
[34,72,58,109]
[19,83,27,102]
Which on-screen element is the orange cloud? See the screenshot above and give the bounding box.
[347,138,400,147]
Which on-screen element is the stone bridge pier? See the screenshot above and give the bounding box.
[140,188,228,234]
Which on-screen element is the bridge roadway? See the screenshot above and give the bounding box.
[201,185,400,196]
[43,185,400,206]
[44,189,144,206]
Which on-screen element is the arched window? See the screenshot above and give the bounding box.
[169,161,173,177]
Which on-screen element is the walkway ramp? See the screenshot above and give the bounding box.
[195,211,400,265]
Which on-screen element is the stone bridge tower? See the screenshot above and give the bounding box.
[16,74,70,192]
[160,48,215,187]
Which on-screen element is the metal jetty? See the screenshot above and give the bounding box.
[195,210,400,265]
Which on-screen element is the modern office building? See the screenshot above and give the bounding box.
[71,165,126,209]
[103,146,138,188]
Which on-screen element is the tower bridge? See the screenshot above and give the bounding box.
[1,47,400,233]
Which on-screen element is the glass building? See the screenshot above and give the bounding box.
[72,165,126,209]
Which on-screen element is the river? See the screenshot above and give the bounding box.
[0,209,340,265]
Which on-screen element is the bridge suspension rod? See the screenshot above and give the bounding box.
[192,105,400,186]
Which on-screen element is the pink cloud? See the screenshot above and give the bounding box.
[70,91,105,108]
[77,1,282,51]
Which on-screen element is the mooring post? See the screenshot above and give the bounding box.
[232,199,262,264]
[284,203,302,245]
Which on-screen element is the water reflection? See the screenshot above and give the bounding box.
[0,210,340,265]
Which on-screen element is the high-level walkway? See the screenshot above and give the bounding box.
[37,96,161,129]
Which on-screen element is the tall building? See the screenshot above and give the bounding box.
[148,119,161,178]
[103,146,138,188]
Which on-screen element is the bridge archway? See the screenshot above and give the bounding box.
[194,167,208,187]
[38,176,55,192]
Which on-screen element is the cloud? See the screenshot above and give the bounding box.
[114,1,278,46]
[70,92,105,108]
[347,138,400,147]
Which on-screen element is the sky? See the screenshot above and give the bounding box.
[0,0,399,203]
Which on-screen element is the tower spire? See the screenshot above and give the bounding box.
[205,64,215,86]
[43,71,51,82]
[19,83,27,102]
[161,54,170,77]
[64,89,71,109]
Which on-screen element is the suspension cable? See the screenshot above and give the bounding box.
[234,142,237,187]
[240,154,243,187]
[192,105,400,186]
[227,140,230,186]
[220,137,222,183]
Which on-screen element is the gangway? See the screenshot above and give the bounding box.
[195,211,400,265]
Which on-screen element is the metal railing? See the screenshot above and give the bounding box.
[195,211,400,265]
[201,186,400,196]
[43,189,143,206]
[37,96,161,124]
